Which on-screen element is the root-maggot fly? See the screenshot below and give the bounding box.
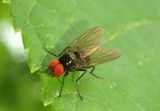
[46,27,122,100]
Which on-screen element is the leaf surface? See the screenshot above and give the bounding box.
[11,0,160,110]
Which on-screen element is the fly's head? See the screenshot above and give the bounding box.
[48,59,64,77]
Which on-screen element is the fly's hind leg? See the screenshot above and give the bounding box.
[89,66,104,79]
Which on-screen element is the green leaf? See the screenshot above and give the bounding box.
[10,0,160,111]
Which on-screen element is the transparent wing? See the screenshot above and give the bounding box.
[88,48,122,66]
[64,26,122,66]
[65,26,104,53]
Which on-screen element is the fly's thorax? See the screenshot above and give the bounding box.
[59,51,92,71]
[73,51,81,59]
[59,53,76,71]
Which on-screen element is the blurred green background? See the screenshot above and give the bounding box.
[0,1,50,111]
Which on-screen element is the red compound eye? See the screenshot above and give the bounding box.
[53,64,64,77]
[48,59,59,70]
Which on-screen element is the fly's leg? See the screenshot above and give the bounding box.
[89,66,104,79]
[44,46,69,57]
[58,71,68,97]
[75,69,86,100]
[44,48,59,57]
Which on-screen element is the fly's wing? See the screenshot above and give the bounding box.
[88,48,122,66]
[64,26,121,66]
[65,26,104,53]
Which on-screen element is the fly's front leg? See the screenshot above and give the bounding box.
[58,71,68,97]
[44,47,59,57]
[44,46,69,57]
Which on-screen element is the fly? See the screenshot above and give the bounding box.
[46,26,122,100]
